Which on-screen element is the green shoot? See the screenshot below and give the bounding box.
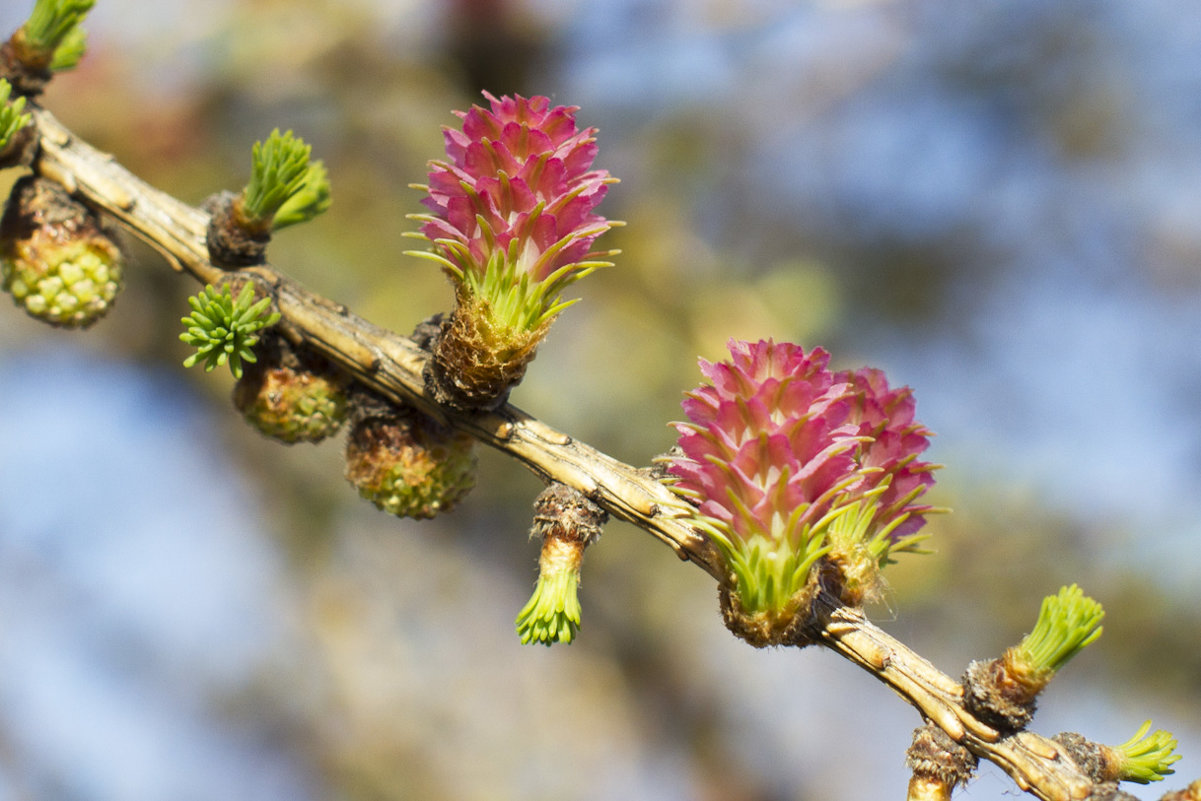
[272,159,332,230]
[1115,721,1181,783]
[180,283,280,379]
[240,129,319,229]
[1011,584,1104,681]
[0,80,31,150]
[515,560,583,646]
[21,0,94,68]
[48,24,86,71]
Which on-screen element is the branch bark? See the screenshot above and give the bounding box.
[813,595,1094,801]
[29,104,725,582]
[17,103,1117,801]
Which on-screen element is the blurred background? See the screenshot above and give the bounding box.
[1,0,1199,798]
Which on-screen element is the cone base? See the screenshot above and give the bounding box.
[426,304,542,412]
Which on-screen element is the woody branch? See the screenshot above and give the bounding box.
[17,102,1112,801]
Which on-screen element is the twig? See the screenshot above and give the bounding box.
[21,103,1108,800]
[28,103,725,580]
[813,594,1094,801]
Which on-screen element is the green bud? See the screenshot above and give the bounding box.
[1,176,123,328]
[47,24,86,71]
[272,160,331,230]
[240,129,318,230]
[344,411,477,520]
[180,282,280,379]
[19,0,93,70]
[0,80,31,152]
[1009,584,1104,684]
[1114,721,1180,784]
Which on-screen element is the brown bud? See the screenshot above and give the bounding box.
[204,191,270,267]
[961,656,1039,733]
[233,338,348,444]
[1051,732,1125,784]
[0,34,52,96]
[717,581,818,648]
[344,402,477,520]
[529,483,607,547]
[906,724,978,791]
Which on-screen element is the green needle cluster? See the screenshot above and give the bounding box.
[1012,584,1104,681]
[21,0,93,70]
[241,129,330,229]
[180,283,280,379]
[515,565,582,646]
[1115,721,1181,784]
[273,159,332,230]
[0,80,31,150]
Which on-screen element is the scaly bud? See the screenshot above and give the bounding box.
[233,337,348,444]
[408,91,620,410]
[1,176,123,328]
[344,402,477,520]
[905,724,977,801]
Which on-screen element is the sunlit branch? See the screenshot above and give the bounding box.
[19,104,1149,801]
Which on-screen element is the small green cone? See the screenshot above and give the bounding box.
[1,176,123,328]
[515,536,585,645]
[344,410,476,519]
[233,343,348,444]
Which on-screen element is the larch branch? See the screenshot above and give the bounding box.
[20,103,1122,801]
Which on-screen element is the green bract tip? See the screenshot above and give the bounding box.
[1012,584,1104,681]
[272,159,332,230]
[1115,720,1180,784]
[515,568,582,646]
[180,283,280,379]
[0,80,31,150]
[515,541,584,646]
[21,0,94,66]
[241,129,317,229]
[48,24,86,71]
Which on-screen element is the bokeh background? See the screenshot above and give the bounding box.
[2,0,1200,799]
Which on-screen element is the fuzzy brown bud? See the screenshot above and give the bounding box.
[424,303,539,412]
[204,191,270,267]
[961,656,1039,732]
[1160,779,1201,801]
[0,35,52,96]
[1052,732,1122,784]
[906,723,978,796]
[233,338,348,444]
[344,404,476,520]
